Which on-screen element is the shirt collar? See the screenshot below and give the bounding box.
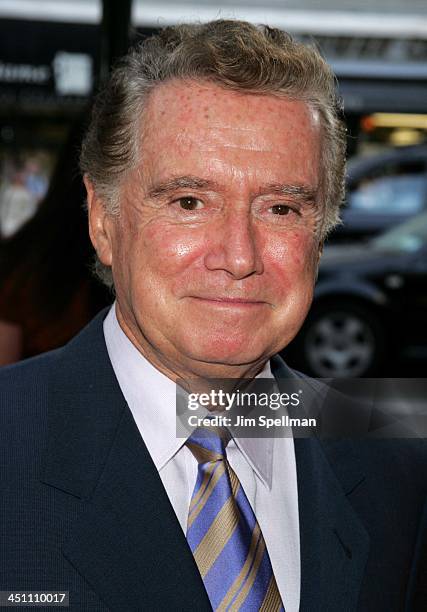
[232,362,275,489]
[103,303,275,487]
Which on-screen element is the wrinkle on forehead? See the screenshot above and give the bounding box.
[174,127,294,154]
[199,106,321,131]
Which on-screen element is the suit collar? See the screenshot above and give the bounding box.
[40,309,211,610]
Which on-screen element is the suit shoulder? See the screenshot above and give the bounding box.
[0,350,62,456]
[0,348,60,399]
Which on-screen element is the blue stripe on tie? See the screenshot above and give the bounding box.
[234,481,257,531]
[191,460,222,504]
[188,429,224,455]
[187,468,229,547]
[201,484,259,608]
[202,520,254,609]
[234,546,272,611]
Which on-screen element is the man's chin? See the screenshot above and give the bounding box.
[180,342,273,376]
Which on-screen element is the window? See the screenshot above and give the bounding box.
[348,161,427,215]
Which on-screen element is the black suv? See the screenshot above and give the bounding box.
[285,211,427,377]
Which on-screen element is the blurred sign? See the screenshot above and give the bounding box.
[0,19,99,112]
[0,62,50,84]
[53,52,92,96]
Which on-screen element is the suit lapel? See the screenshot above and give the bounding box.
[271,356,370,611]
[294,438,369,611]
[40,311,211,611]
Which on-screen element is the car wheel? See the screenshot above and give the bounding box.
[295,302,386,377]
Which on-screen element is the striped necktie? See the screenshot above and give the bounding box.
[186,427,284,611]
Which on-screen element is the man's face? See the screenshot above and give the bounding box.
[90,80,323,378]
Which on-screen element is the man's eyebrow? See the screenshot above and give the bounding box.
[256,183,318,204]
[147,176,220,198]
[147,176,318,205]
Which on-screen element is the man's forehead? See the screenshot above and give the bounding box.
[132,80,322,197]
[143,79,320,138]
[136,82,322,188]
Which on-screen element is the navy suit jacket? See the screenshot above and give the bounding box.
[1,309,426,611]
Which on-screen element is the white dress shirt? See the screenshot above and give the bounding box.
[103,304,300,611]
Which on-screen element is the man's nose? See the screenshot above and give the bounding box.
[203,209,264,279]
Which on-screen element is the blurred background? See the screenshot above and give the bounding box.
[0,0,426,376]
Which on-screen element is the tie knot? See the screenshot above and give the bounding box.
[185,425,230,464]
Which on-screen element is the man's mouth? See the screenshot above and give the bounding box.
[188,296,267,307]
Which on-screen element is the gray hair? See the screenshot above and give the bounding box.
[80,20,346,287]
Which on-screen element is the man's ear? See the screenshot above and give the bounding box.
[84,175,114,267]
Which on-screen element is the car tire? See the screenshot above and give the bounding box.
[292,300,386,378]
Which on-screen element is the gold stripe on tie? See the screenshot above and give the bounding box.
[231,536,266,609]
[227,463,241,498]
[217,523,262,612]
[193,486,241,577]
[186,441,223,464]
[259,574,283,612]
[187,462,226,528]
[189,460,217,511]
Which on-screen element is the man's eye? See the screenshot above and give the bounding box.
[175,197,204,211]
[270,204,291,215]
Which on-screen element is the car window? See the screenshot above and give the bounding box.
[372,211,427,253]
[348,161,427,215]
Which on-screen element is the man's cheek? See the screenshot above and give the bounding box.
[142,223,206,271]
[266,233,315,275]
